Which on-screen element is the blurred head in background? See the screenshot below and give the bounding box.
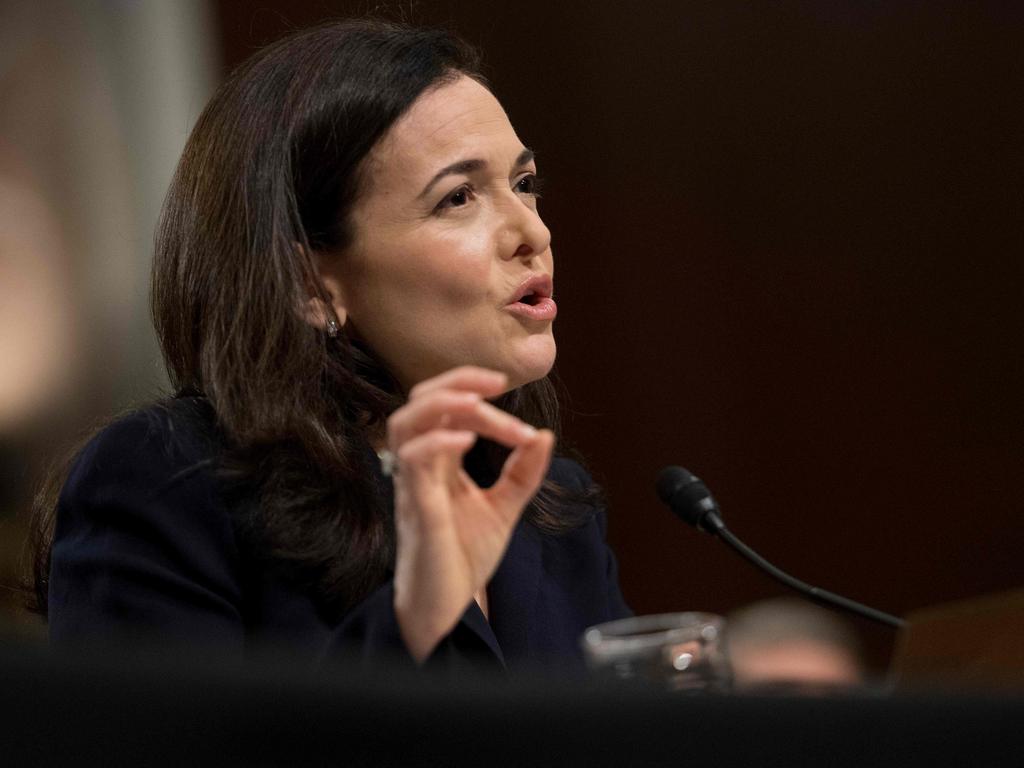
[726,597,866,691]
[0,157,76,438]
[1,3,216,632]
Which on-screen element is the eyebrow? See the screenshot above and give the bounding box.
[418,148,535,199]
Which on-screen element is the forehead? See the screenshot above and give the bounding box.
[367,75,524,185]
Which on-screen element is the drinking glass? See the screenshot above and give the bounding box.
[582,612,730,692]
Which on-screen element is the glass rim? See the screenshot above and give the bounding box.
[582,612,724,659]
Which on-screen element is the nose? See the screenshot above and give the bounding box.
[499,195,551,261]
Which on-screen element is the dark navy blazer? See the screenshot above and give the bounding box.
[49,398,631,671]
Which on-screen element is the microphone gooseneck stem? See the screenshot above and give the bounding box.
[714,524,906,629]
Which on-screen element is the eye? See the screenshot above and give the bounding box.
[515,173,544,198]
[435,184,474,212]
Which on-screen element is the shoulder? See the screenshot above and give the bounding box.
[547,456,597,491]
[62,397,222,506]
[50,397,246,645]
[53,396,240,583]
[541,455,609,535]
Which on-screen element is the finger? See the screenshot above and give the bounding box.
[388,390,537,451]
[395,429,478,531]
[395,429,478,484]
[408,366,508,402]
[487,429,555,515]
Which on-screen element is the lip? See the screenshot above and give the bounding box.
[504,274,557,321]
[505,296,557,321]
[506,274,553,304]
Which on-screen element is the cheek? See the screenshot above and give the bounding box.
[343,221,498,333]
[401,231,494,306]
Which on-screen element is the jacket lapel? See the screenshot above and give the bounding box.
[458,599,506,667]
[485,519,543,665]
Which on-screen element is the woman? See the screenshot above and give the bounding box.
[32,19,630,670]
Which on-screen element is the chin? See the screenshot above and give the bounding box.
[504,337,557,390]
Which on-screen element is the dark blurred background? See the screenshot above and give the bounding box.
[2,1,1022,671]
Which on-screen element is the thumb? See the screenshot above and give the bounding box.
[487,429,555,514]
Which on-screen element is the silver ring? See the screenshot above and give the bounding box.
[378,448,399,477]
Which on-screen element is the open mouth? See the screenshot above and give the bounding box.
[517,292,542,307]
[508,274,553,306]
[506,274,557,321]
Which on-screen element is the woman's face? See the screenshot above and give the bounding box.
[322,75,555,392]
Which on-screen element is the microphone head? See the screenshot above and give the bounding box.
[656,466,723,533]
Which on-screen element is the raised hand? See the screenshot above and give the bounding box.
[386,366,554,662]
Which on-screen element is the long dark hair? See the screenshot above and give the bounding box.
[29,19,590,619]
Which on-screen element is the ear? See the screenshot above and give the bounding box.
[305,295,346,335]
[303,260,348,335]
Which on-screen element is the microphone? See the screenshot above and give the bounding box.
[656,466,906,629]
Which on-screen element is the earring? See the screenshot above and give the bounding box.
[325,317,340,338]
